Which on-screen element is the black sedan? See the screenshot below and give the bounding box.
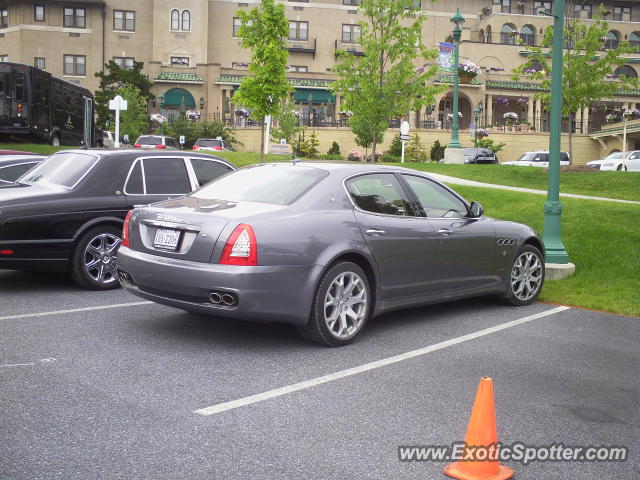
[0,154,45,184]
[0,149,235,289]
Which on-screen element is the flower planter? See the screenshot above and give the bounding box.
[459,73,475,84]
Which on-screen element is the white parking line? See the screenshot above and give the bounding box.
[194,305,571,416]
[0,301,153,322]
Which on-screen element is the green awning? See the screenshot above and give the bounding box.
[163,88,196,108]
[293,89,335,104]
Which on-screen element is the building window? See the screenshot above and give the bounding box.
[604,31,620,50]
[171,56,190,66]
[614,65,637,79]
[500,24,517,45]
[64,55,86,76]
[64,8,85,28]
[343,0,360,4]
[342,24,360,43]
[288,21,308,41]
[34,5,45,22]
[613,6,630,22]
[113,57,135,70]
[573,3,592,18]
[533,1,551,14]
[232,62,249,70]
[0,9,8,28]
[630,32,640,53]
[493,0,510,14]
[289,65,308,72]
[114,10,135,31]
[182,10,190,31]
[34,57,46,69]
[233,17,241,36]
[171,9,179,30]
[519,25,535,46]
[0,55,8,62]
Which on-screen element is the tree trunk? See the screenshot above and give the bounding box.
[370,142,376,163]
[260,118,265,163]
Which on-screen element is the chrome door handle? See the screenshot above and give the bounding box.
[438,228,453,235]
[366,229,386,236]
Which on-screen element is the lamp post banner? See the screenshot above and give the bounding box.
[439,42,455,72]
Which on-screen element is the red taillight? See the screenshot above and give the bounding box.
[193,146,199,150]
[213,146,222,151]
[17,103,22,113]
[155,144,167,149]
[219,224,257,266]
[134,143,141,148]
[0,249,14,255]
[122,211,132,248]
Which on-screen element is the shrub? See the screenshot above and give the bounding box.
[346,149,363,161]
[430,139,446,162]
[388,134,403,156]
[405,134,428,162]
[292,131,320,158]
[316,154,343,160]
[164,119,239,148]
[477,138,506,154]
[381,153,401,163]
[327,141,341,155]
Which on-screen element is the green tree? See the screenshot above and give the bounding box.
[477,138,506,154]
[405,133,427,162]
[116,84,149,142]
[387,134,403,157]
[429,139,445,162]
[332,0,443,162]
[94,60,153,129]
[327,141,341,155]
[232,0,293,161]
[512,6,637,160]
[271,109,304,144]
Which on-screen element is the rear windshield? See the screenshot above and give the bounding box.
[191,165,328,205]
[463,148,479,156]
[195,139,222,147]
[516,152,538,161]
[18,152,98,188]
[137,136,162,145]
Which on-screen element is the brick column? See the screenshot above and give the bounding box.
[582,106,589,134]
[486,94,493,126]
[527,97,534,125]
[574,107,582,133]
[535,98,542,131]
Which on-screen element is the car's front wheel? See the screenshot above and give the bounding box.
[298,261,371,346]
[70,225,122,290]
[502,244,545,306]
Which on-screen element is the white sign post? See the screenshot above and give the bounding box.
[400,121,410,163]
[264,115,272,155]
[108,95,128,148]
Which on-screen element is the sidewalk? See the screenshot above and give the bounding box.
[429,173,640,205]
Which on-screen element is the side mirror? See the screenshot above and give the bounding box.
[469,201,484,218]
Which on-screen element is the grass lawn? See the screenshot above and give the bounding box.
[0,143,75,155]
[452,185,640,317]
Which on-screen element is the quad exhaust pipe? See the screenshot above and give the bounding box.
[209,290,238,307]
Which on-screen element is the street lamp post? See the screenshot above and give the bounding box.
[444,9,465,164]
[543,0,574,277]
[159,92,165,135]
[473,105,482,148]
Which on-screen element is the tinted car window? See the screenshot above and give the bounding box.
[192,165,327,205]
[560,152,569,162]
[346,173,414,216]
[125,160,144,194]
[137,136,162,145]
[195,139,222,147]
[190,158,233,187]
[143,157,191,194]
[19,152,98,188]
[0,163,38,182]
[166,137,178,148]
[403,175,467,218]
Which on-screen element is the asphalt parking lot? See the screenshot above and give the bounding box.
[1,269,638,480]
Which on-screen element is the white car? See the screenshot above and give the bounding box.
[586,151,640,171]
[502,151,570,167]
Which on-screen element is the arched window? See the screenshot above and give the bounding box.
[604,31,619,50]
[614,65,637,79]
[501,24,516,45]
[486,25,492,44]
[630,32,640,53]
[181,10,190,31]
[519,25,535,46]
[479,29,485,43]
[170,9,179,30]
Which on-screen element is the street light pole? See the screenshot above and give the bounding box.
[159,92,165,135]
[473,106,481,148]
[543,0,573,275]
[443,10,465,164]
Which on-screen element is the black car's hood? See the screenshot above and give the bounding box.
[0,182,67,206]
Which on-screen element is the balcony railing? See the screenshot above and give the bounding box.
[286,38,316,58]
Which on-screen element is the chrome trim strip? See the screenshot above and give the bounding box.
[142,219,202,232]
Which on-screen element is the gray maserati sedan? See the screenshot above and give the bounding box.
[116,162,545,346]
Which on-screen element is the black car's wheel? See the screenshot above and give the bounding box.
[502,244,545,306]
[298,261,371,347]
[70,225,122,290]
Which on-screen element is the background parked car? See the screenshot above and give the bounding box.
[134,135,179,149]
[463,148,498,164]
[117,162,545,346]
[0,154,45,184]
[96,130,127,148]
[586,150,640,171]
[502,151,570,167]
[0,150,235,290]
[193,138,235,152]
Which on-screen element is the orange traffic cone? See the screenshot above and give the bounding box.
[443,377,513,480]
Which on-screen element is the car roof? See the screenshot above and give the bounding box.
[56,149,232,163]
[246,161,434,177]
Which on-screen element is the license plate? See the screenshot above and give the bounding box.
[154,228,180,250]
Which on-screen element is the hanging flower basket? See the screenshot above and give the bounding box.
[503,112,519,124]
[458,60,480,84]
[447,112,463,120]
[476,128,489,138]
[150,113,166,124]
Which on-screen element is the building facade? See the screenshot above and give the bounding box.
[1,0,640,153]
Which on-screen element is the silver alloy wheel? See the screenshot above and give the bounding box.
[324,271,368,340]
[511,251,543,302]
[84,233,121,285]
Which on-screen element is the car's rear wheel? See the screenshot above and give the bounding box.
[502,244,545,306]
[70,225,122,290]
[298,261,371,346]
